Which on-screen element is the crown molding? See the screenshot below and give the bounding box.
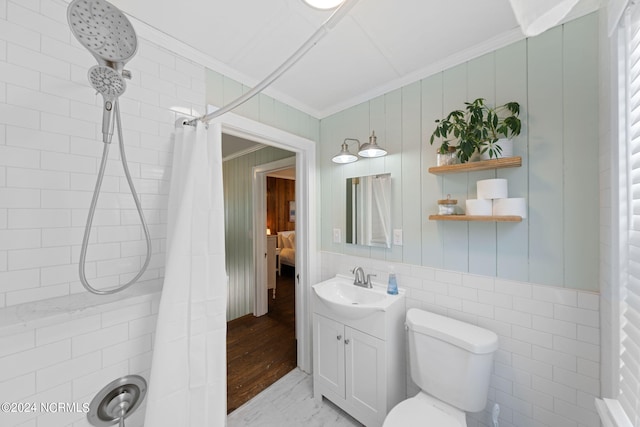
[127,14,324,118]
[317,28,525,118]
[126,4,601,121]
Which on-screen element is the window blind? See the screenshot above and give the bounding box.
[620,5,640,425]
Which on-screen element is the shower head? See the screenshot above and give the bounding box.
[88,65,126,143]
[89,65,126,97]
[67,0,137,69]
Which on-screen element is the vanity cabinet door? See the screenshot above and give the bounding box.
[314,314,345,399]
[345,327,385,423]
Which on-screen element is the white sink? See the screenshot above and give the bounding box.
[312,275,402,320]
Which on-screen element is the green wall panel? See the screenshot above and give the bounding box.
[205,69,320,142]
[385,89,404,263]
[528,27,565,287]
[495,40,529,282]
[467,52,498,277]
[441,63,471,273]
[206,14,600,293]
[318,14,600,291]
[401,82,423,266]
[562,14,599,291]
[421,73,444,268]
[223,146,295,321]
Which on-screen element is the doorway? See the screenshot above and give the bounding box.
[225,152,298,412]
[253,157,296,316]
[211,109,317,412]
[209,109,317,373]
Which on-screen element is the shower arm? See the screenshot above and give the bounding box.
[186,0,360,126]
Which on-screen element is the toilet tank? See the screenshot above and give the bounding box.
[406,308,498,413]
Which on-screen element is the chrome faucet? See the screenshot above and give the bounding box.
[351,267,375,288]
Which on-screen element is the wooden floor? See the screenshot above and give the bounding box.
[226,268,297,413]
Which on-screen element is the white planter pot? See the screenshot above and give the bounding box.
[480,138,513,160]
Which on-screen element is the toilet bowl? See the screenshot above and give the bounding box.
[383,392,466,427]
[383,308,498,427]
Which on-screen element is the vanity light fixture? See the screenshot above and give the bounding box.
[332,138,359,164]
[358,131,387,158]
[331,131,388,164]
[302,0,345,10]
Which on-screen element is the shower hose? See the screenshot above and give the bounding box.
[79,100,152,295]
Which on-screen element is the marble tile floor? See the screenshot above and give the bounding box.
[227,368,363,427]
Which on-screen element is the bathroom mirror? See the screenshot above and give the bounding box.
[346,173,391,248]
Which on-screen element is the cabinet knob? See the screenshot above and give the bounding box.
[345,339,350,345]
[337,335,342,341]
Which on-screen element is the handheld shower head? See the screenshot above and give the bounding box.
[88,65,126,143]
[67,0,137,69]
[70,1,151,296]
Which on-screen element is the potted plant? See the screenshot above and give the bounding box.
[430,98,521,163]
[477,99,521,160]
[429,107,474,163]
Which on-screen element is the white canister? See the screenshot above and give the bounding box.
[477,178,508,199]
[480,138,514,160]
[493,198,527,218]
[466,199,493,216]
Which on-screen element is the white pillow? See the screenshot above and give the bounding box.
[282,234,293,249]
[288,233,295,250]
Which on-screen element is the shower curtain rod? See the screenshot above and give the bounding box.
[186,0,359,126]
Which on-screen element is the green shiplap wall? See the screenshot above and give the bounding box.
[205,68,319,321]
[205,69,320,142]
[223,147,295,321]
[319,13,599,291]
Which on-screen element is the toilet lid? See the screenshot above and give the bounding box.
[383,397,465,427]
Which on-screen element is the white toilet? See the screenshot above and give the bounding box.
[383,308,499,427]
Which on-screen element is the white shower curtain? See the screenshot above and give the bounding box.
[144,122,227,426]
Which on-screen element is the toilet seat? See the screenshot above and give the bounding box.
[383,393,466,427]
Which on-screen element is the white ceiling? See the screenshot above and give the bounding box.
[267,168,296,180]
[221,134,264,160]
[111,0,601,119]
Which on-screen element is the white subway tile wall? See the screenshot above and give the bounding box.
[0,0,205,426]
[321,252,601,427]
[0,291,160,427]
[0,0,205,307]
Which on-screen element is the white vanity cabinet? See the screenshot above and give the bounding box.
[312,278,406,427]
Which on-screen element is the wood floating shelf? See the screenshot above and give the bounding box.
[428,156,522,175]
[429,215,522,222]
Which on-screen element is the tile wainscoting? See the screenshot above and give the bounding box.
[0,285,161,427]
[320,251,600,427]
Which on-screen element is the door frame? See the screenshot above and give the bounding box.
[210,107,317,373]
[253,157,296,317]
